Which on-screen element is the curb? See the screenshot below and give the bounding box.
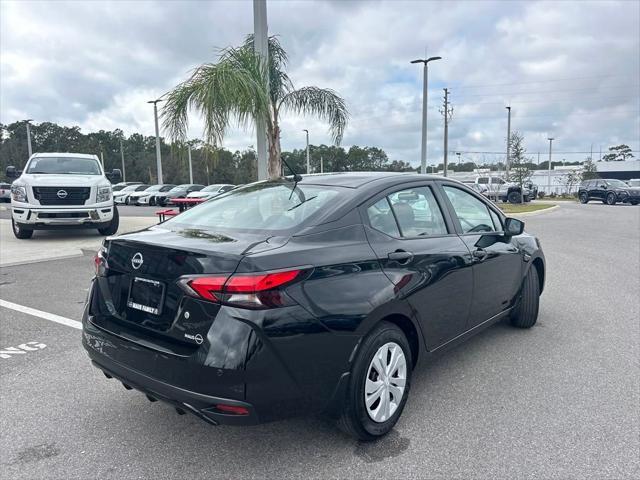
[508,204,560,217]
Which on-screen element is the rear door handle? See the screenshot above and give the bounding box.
[472,248,488,262]
[387,250,414,264]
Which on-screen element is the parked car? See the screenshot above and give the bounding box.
[578,178,640,205]
[112,181,143,192]
[129,184,176,206]
[114,184,149,205]
[464,175,531,203]
[462,181,489,197]
[0,182,11,202]
[186,184,235,200]
[6,152,121,239]
[156,184,205,206]
[83,172,545,440]
[627,179,640,187]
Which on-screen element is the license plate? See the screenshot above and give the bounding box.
[127,277,165,315]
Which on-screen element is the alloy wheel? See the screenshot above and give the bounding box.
[364,342,407,423]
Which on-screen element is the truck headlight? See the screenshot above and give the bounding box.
[11,185,27,202]
[97,186,112,203]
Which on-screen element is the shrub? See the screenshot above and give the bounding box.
[549,192,557,198]
[538,191,546,199]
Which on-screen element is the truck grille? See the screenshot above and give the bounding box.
[33,187,91,205]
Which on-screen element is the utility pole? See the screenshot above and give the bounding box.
[410,56,442,174]
[547,137,554,194]
[148,99,164,184]
[120,139,126,182]
[188,145,193,184]
[253,0,269,180]
[537,151,540,166]
[440,88,453,177]
[23,119,33,158]
[303,129,310,174]
[100,151,104,168]
[505,106,511,178]
[320,156,324,173]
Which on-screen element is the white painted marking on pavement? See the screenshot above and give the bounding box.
[0,299,82,330]
[0,342,47,359]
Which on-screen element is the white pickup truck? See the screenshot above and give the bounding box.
[6,153,122,239]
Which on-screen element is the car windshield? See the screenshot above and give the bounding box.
[606,179,628,188]
[169,185,191,192]
[164,181,343,232]
[26,157,101,175]
[144,185,164,192]
[119,185,141,192]
[201,185,223,192]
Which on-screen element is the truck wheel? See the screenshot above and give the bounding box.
[606,193,617,205]
[12,218,34,239]
[508,191,521,204]
[337,322,412,441]
[510,267,540,329]
[98,207,119,236]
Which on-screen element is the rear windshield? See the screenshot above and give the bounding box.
[26,157,101,175]
[164,181,343,232]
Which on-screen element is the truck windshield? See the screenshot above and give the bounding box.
[26,157,101,175]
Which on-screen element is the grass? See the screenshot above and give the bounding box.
[499,203,556,214]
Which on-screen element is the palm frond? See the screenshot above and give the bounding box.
[161,46,270,145]
[279,87,349,144]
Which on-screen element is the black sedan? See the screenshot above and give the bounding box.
[83,173,545,440]
[578,178,640,205]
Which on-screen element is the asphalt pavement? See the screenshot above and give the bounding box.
[0,202,638,479]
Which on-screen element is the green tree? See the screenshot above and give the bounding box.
[161,35,349,179]
[602,144,634,162]
[507,131,533,202]
[581,157,598,180]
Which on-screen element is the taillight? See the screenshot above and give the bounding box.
[179,268,305,309]
[94,244,108,276]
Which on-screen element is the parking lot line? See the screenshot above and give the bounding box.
[0,299,82,330]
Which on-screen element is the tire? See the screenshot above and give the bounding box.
[150,197,156,206]
[125,196,130,205]
[631,201,638,205]
[12,217,34,239]
[337,322,412,441]
[98,206,119,236]
[508,191,521,204]
[510,267,540,329]
[606,192,617,205]
[579,192,588,204]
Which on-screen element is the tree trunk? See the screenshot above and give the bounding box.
[267,123,281,179]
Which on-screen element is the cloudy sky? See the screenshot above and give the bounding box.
[1,0,638,166]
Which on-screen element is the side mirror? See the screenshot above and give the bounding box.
[107,169,122,182]
[504,217,524,236]
[6,166,17,178]
[600,184,607,189]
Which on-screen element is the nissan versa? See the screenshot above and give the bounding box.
[82,172,545,440]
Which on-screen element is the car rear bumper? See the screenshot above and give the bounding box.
[11,205,114,227]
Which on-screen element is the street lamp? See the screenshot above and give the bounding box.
[148,99,164,184]
[22,119,33,158]
[547,137,554,194]
[303,129,310,174]
[410,56,442,175]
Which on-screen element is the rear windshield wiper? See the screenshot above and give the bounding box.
[288,195,317,212]
[281,157,304,201]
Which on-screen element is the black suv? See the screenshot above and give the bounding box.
[578,179,640,205]
[83,173,545,440]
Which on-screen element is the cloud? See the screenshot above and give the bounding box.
[1,0,638,166]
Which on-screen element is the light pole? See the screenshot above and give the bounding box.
[23,119,33,158]
[303,129,310,174]
[410,56,442,174]
[547,137,554,194]
[253,0,269,180]
[505,106,511,178]
[188,145,194,184]
[120,139,126,182]
[148,99,164,184]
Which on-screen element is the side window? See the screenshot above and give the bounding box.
[478,177,489,184]
[366,198,400,237]
[495,178,506,185]
[443,186,497,234]
[489,208,502,231]
[388,186,448,237]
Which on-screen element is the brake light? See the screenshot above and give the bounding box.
[94,245,108,276]
[225,270,301,292]
[187,275,228,302]
[214,404,249,415]
[180,268,304,309]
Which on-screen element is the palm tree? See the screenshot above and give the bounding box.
[162,35,349,179]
